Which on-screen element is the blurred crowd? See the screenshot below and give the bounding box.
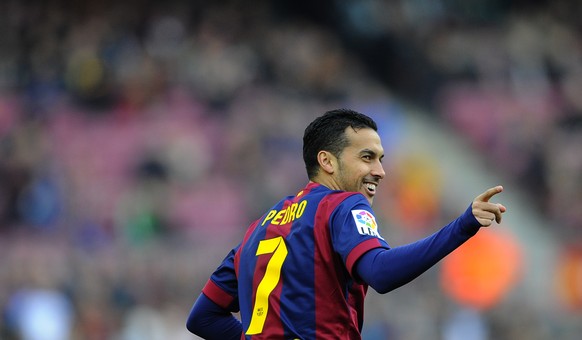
[0,0,581,339]
[325,0,582,239]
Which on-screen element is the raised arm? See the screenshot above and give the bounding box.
[356,186,507,294]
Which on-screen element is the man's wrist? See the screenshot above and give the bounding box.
[457,203,481,236]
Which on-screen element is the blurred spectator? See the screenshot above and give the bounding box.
[6,288,73,340]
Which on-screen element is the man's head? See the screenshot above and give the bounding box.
[303,109,385,204]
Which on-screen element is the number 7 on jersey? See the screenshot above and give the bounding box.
[246,236,288,335]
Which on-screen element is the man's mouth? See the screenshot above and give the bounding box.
[364,182,377,194]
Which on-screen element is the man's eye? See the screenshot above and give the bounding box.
[362,155,371,161]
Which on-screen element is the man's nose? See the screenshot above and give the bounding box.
[372,161,385,179]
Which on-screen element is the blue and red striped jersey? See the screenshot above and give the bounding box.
[202,182,390,339]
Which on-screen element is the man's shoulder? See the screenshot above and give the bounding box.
[312,191,369,219]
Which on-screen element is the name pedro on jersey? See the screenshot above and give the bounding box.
[261,200,308,226]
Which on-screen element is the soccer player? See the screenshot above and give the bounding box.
[186,109,506,339]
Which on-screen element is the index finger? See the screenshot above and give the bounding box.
[475,185,504,202]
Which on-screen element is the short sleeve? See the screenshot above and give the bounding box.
[202,245,240,312]
[328,194,390,277]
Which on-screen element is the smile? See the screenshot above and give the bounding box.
[365,183,377,193]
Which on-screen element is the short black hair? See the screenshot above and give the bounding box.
[303,108,378,179]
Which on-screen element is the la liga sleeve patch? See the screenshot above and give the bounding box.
[351,210,384,240]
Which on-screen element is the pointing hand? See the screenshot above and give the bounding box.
[472,186,506,227]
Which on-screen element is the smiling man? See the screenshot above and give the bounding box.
[186,109,506,339]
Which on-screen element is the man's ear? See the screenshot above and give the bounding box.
[317,151,336,175]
